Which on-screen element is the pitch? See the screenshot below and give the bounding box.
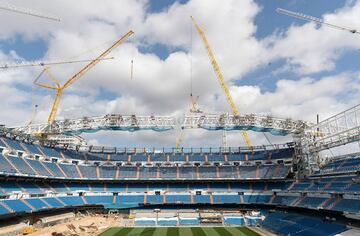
[99,227,260,236]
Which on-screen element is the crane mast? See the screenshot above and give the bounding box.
[35,30,134,124]
[190,16,252,148]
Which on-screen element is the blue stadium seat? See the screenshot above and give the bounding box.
[168,184,188,192]
[244,194,271,204]
[139,167,158,179]
[131,154,148,162]
[7,156,36,175]
[119,166,137,179]
[22,143,42,155]
[179,167,196,179]
[42,197,65,208]
[159,167,176,179]
[106,183,125,192]
[170,154,186,162]
[127,184,148,192]
[99,166,117,179]
[219,166,236,179]
[193,195,210,204]
[198,166,217,179]
[90,183,105,192]
[26,158,53,176]
[207,154,225,162]
[272,195,297,205]
[79,165,98,179]
[59,164,80,179]
[0,182,23,193]
[150,154,167,162]
[3,138,25,152]
[2,199,32,212]
[157,217,178,225]
[25,198,48,210]
[147,195,163,204]
[213,194,239,204]
[84,195,113,205]
[188,155,204,162]
[166,195,190,204]
[17,182,43,193]
[42,162,65,177]
[39,147,62,158]
[118,195,144,204]
[0,204,10,215]
[297,196,327,209]
[332,198,360,213]
[66,183,89,192]
[224,216,245,225]
[57,196,84,206]
[109,154,128,161]
[179,217,199,225]
[50,183,69,192]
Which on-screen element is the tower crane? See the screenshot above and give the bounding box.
[190,16,252,148]
[34,30,134,124]
[276,8,360,34]
[0,1,60,21]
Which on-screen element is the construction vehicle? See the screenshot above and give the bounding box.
[276,8,359,34]
[190,16,252,148]
[34,30,134,124]
[22,226,34,235]
[0,2,60,21]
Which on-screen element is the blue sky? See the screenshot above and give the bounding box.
[0,0,359,148]
[0,0,357,92]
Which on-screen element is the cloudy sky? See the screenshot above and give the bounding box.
[0,0,359,149]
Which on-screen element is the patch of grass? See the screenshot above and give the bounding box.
[190,227,207,236]
[167,227,179,236]
[234,227,261,236]
[213,227,234,236]
[140,227,156,236]
[100,227,133,236]
[100,227,261,236]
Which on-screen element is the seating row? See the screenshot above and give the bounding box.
[0,154,291,180]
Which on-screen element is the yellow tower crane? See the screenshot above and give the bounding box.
[34,30,134,124]
[190,16,252,148]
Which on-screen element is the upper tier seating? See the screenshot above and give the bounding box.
[290,175,359,194]
[0,154,17,174]
[314,156,360,175]
[0,156,291,180]
[0,137,294,163]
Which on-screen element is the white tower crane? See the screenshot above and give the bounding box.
[0,1,60,21]
[276,8,359,35]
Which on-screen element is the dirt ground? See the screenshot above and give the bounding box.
[29,214,121,236]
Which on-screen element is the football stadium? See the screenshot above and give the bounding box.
[0,1,359,236]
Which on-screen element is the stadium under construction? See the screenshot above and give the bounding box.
[0,2,359,236]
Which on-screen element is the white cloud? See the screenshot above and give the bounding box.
[269,1,360,74]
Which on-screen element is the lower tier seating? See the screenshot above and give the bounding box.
[262,211,347,236]
[0,192,358,217]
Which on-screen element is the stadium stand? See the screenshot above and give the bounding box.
[262,211,347,236]
[0,138,358,235]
